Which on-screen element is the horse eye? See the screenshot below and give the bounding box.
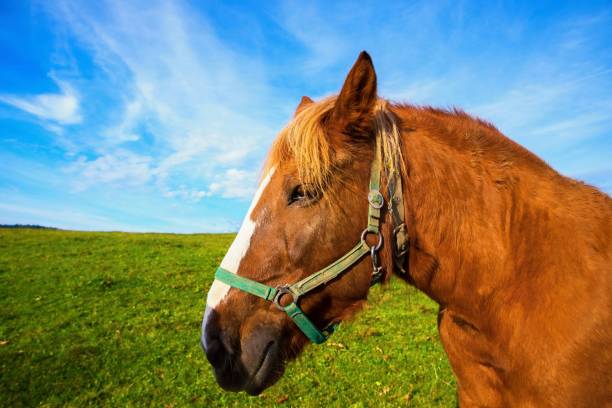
[288,185,306,205]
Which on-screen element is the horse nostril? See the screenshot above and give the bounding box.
[205,336,226,367]
[203,327,251,392]
[203,328,230,368]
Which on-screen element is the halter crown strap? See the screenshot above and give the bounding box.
[387,162,408,273]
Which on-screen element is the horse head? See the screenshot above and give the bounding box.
[201,52,401,395]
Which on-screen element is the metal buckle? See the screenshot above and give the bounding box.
[368,190,384,209]
[273,285,299,310]
[370,246,384,285]
[370,267,384,285]
[361,228,385,285]
[393,223,408,257]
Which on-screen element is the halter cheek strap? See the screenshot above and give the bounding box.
[213,133,405,344]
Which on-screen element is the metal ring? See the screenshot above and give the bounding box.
[360,228,383,251]
[273,286,299,310]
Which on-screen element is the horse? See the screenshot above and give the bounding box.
[201,51,611,407]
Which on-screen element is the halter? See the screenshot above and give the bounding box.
[213,131,407,344]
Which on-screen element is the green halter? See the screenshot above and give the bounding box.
[213,134,391,344]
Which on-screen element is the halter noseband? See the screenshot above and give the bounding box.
[213,132,407,344]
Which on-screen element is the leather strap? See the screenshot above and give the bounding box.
[366,137,384,232]
[388,166,408,274]
[282,302,336,344]
[215,267,278,301]
[291,240,370,296]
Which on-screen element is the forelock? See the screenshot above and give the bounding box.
[265,97,338,197]
[263,97,404,204]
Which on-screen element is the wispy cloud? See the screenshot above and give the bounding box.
[64,149,153,191]
[43,0,278,199]
[274,2,350,72]
[162,168,257,202]
[472,82,600,148]
[469,69,612,169]
[0,76,81,125]
[206,168,258,199]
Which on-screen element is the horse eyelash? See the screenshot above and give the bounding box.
[288,184,321,206]
[287,185,306,205]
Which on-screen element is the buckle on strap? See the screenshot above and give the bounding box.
[368,190,384,209]
[393,223,408,256]
[392,223,408,274]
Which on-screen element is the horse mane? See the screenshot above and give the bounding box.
[393,103,555,175]
[265,97,405,199]
[264,95,602,207]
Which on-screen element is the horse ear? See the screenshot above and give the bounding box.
[332,51,377,135]
[294,96,314,116]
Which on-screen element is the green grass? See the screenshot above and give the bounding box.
[0,229,456,407]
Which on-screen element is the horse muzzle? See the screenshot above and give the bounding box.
[201,308,285,395]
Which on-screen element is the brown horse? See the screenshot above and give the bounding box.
[201,52,611,407]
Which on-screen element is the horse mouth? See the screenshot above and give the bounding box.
[244,340,283,395]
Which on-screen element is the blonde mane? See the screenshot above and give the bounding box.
[265,97,404,199]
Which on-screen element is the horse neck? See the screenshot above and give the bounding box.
[394,106,558,307]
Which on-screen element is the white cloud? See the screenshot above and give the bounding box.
[206,168,258,199]
[0,77,81,125]
[384,78,448,105]
[65,149,153,191]
[102,98,143,143]
[162,186,207,202]
[469,70,612,152]
[275,3,349,72]
[162,168,258,202]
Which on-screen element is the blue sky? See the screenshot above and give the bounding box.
[1,1,611,232]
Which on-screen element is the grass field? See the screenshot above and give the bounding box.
[0,228,456,407]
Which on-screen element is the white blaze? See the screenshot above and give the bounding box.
[202,167,275,348]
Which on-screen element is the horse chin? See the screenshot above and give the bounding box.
[243,342,286,395]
